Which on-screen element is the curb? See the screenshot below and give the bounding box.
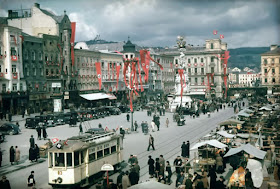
[0,159,46,176]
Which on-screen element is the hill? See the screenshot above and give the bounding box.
[228,47,270,69]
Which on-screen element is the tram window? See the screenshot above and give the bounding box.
[81,151,84,164]
[55,153,65,167]
[67,153,72,167]
[49,152,53,167]
[89,153,96,161]
[111,146,116,153]
[104,148,110,156]
[97,150,103,159]
[74,151,79,166]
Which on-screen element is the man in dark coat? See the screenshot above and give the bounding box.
[147,134,155,151]
[126,113,130,122]
[79,123,83,133]
[9,146,15,165]
[30,135,35,148]
[42,126,47,140]
[185,174,193,189]
[185,141,190,158]
[181,142,187,157]
[27,171,35,188]
[117,171,124,189]
[148,155,155,178]
[129,168,139,185]
[36,126,41,140]
[0,175,11,189]
[173,156,183,174]
[208,165,217,189]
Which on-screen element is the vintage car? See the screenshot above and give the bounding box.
[0,123,21,135]
[25,117,36,128]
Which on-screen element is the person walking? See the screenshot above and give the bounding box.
[42,126,47,140]
[185,141,190,158]
[201,168,209,189]
[36,126,41,140]
[150,120,155,132]
[27,171,36,188]
[0,175,11,189]
[181,142,187,157]
[148,155,155,178]
[141,121,145,133]
[129,168,139,185]
[9,146,15,165]
[147,134,155,151]
[15,146,20,164]
[166,118,169,127]
[162,105,165,116]
[185,174,193,189]
[134,121,138,132]
[79,122,83,134]
[126,113,130,122]
[166,161,172,184]
[208,165,217,189]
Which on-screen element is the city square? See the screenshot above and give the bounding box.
[0,0,280,189]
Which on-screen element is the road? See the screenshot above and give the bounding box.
[2,106,236,189]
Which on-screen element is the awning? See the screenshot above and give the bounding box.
[106,93,117,100]
[80,93,112,101]
[190,139,227,150]
[217,130,235,138]
[219,119,244,126]
[224,143,266,159]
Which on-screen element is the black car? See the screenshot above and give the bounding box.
[0,123,20,135]
[90,108,100,119]
[118,105,130,113]
[85,128,105,135]
[25,117,36,128]
[54,114,65,125]
[104,106,121,115]
[64,112,72,124]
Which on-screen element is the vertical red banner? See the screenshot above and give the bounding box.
[95,62,102,90]
[115,65,121,92]
[70,22,76,67]
[107,63,110,80]
[112,63,114,80]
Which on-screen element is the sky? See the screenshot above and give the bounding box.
[1,0,280,48]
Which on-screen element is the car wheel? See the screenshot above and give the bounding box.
[9,131,14,135]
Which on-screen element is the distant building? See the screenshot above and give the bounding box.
[261,44,280,94]
[238,71,261,87]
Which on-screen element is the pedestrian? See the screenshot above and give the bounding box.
[36,126,41,140]
[134,121,138,132]
[0,175,11,189]
[128,154,138,166]
[166,161,172,184]
[155,158,160,178]
[117,171,124,189]
[22,109,25,118]
[15,146,20,164]
[120,126,125,139]
[16,121,20,128]
[156,116,160,131]
[9,146,15,165]
[196,175,204,189]
[166,118,169,127]
[208,165,217,189]
[201,168,209,189]
[34,144,40,162]
[133,162,140,176]
[216,176,226,189]
[159,155,165,176]
[126,113,130,122]
[29,147,35,162]
[148,155,155,178]
[181,142,187,157]
[42,126,47,140]
[0,148,2,167]
[162,106,165,116]
[129,168,139,185]
[122,171,131,189]
[185,141,190,158]
[8,113,12,122]
[151,120,155,132]
[216,154,224,173]
[147,134,155,151]
[98,123,102,128]
[185,174,193,189]
[141,121,145,133]
[79,122,83,133]
[174,156,183,174]
[176,171,184,187]
[27,171,36,188]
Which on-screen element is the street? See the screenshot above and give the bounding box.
[1,105,236,189]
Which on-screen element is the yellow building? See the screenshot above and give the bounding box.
[261,45,280,94]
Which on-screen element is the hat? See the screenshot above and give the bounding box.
[2,175,7,179]
[31,171,34,173]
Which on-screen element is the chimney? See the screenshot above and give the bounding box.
[34,3,40,8]
[270,45,278,51]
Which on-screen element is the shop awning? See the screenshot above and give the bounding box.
[219,119,244,126]
[217,130,235,138]
[106,93,117,100]
[79,93,113,101]
[224,143,266,159]
[190,140,227,150]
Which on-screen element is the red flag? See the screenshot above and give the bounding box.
[130,90,133,112]
[70,22,76,66]
[137,60,144,92]
[95,62,102,90]
[213,30,218,35]
[112,63,114,80]
[108,62,110,80]
[116,65,121,92]
[220,34,224,39]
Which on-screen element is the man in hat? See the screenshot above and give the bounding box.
[0,175,11,189]
[147,134,155,151]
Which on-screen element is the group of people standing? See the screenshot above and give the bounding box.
[9,146,20,165]
[35,123,48,140]
[29,135,40,162]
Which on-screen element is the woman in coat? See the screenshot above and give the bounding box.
[15,146,20,164]
[201,168,209,189]
[147,155,155,178]
[155,158,160,179]
[165,161,172,184]
[122,171,131,189]
[9,146,15,165]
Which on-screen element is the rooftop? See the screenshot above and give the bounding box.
[262,47,280,56]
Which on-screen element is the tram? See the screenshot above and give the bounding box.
[48,132,123,188]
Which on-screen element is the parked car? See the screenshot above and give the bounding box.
[104,106,121,115]
[85,128,105,135]
[46,120,56,127]
[117,105,130,113]
[90,108,100,119]
[54,114,65,125]
[64,112,72,124]
[25,117,36,128]
[0,123,20,135]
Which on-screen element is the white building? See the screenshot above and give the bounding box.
[238,71,261,87]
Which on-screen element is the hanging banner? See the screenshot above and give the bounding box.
[178,69,186,98]
[95,62,102,90]
[112,63,114,80]
[70,22,76,67]
[115,65,121,92]
[108,62,110,80]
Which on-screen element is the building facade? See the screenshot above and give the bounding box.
[261,45,280,94]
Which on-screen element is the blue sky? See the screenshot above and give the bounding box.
[1,0,280,48]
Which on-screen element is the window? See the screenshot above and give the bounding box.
[195,78,198,83]
[188,68,191,74]
[55,153,65,167]
[201,77,204,84]
[201,58,203,62]
[49,153,53,167]
[38,52,42,60]
[272,69,275,74]
[201,68,204,74]
[97,150,103,159]
[272,78,276,83]
[12,65,16,73]
[188,59,190,63]
[46,69,49,76]
[125,55,128,59]
[211,43,214,49]
[130,54,133,59]
[32,51,35,60]
[74,151,79,166]
[264,78,268,83]
[20,83,23,91]
[264,69,267,73]
[211,67,214,73]
[211,57,215,62]
[264,59,267,64]
[11,47,17,55]
[45,55,48,61]
[175,59,178,64]
[89,153,96,162]
[13,84,17,91]
[101,62,104,68]
[194,58,197,63]
[104,148,110,156]
[195,68,197,74]
[2,84,6,92]
[111,146,116,153]
[80,151,84,164]
[272,58,275,63]
[67,153,72,167]
[189,78,191,83]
